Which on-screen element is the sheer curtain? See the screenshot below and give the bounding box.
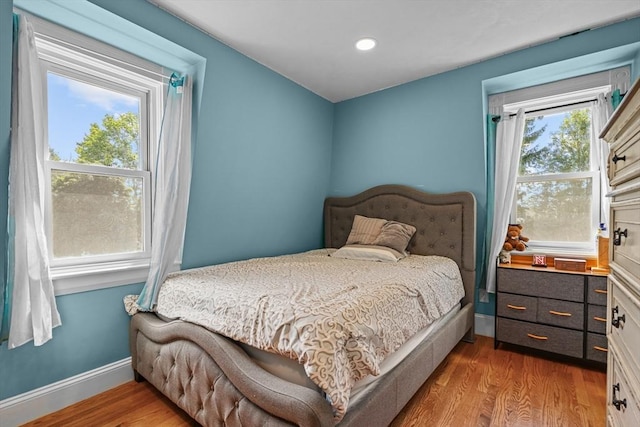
[137,74,193,311]
[484,109,526,294]
[592,93,613,230]
[3,15,61,348]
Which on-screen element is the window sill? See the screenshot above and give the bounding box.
[51,260,181,296]
[519,248,597,260]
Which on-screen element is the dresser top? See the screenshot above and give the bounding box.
[499,262,608,277]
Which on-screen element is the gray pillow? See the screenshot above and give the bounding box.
[345,215,387,245]
[372,221,416,253]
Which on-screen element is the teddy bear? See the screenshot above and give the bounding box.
[503,223,529,251]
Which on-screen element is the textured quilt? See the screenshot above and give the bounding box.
[154,249,464,421]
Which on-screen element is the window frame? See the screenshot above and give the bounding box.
[511,104,601,254]
[27,13,167,295]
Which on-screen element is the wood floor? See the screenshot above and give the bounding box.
[22,336,606,427]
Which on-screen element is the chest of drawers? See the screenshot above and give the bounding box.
[495,265,608,363]
[600,76,640,427]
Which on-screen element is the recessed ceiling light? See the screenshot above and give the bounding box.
[355,38,376,51]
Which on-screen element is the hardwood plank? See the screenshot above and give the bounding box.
[22,336,606,427]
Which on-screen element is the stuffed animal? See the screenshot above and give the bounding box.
[503,224,529,251]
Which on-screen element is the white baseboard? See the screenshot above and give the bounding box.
[475,313,495,338]
[0,357,133,427]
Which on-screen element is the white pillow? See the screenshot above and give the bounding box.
[330,244,406,262]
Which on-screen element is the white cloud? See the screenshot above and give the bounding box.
[51,74,138,112]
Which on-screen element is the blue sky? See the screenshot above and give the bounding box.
[47,72,139,162]
[530,111,564,148]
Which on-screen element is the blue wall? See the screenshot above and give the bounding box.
[331,18,640,316]
[1,0,639,402]
[0,0,333,400]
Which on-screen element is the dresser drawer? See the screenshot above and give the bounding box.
[537,298,584,330]
[611,199,640,280]
[588,276,608,306]
[586,332,608,363]
[497,269,584,302]
[588,304,608,334]
[610,275,640,387]
[496,317,583,358]
[608,130,640,186]
[497,293,537,322]
[608,345,640,427]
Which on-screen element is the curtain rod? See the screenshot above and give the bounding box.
[492,92,625,122]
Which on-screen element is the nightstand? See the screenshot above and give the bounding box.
[495,263,608,364]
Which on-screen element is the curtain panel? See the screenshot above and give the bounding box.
[592,93,613,230]
[2,14,61,348]
[136,74,193,311]
[484,109,525,294]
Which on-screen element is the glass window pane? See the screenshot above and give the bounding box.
[51,170,144,258]
[520,108,591,176]
[516,178,593,243]
[47,72,141,170]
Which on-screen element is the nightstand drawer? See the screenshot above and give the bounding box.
[587,276,608,306]
[537,298,584,330]
[588,304,607,334]
[497,269,584,302]
[586,333,608,363]
[497,293,537,322]
[496,317,583,358]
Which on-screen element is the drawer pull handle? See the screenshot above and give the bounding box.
[612,306,625,328]
[612,383,627,411]
[613,228,628,246]
[594,316,607,323]
[507,304,526,311]
[612,153,626,164]
[549,310,572,317]
[594,289,607,295]
[593,345,608,353]
[527,333,548,341]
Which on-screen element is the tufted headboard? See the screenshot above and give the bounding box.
[324,184,476,306]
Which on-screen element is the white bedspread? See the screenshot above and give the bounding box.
[155,249,464,421]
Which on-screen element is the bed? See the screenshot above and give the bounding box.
[129,184,476,426]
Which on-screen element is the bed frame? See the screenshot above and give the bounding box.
[130,184,476,426]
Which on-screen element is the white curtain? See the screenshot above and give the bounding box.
[7,15,61,348]
[485,109,526,293]
[137,74,193,311]
[591,93,613,231]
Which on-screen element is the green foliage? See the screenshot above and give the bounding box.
[75,112,140,169]
[519,117,547,175]
[544,109,591,173]
[49,147,61,161]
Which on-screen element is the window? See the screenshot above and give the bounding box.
[514,105,598,252]
[29,15,165,292]
[490,67,630,255]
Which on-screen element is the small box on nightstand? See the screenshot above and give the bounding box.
[554,258,587,272]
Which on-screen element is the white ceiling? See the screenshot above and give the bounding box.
[149,1,640,102]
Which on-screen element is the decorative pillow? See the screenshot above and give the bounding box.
[345,215,387,245]
[330,244,406,262]
[372,221,417,254]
